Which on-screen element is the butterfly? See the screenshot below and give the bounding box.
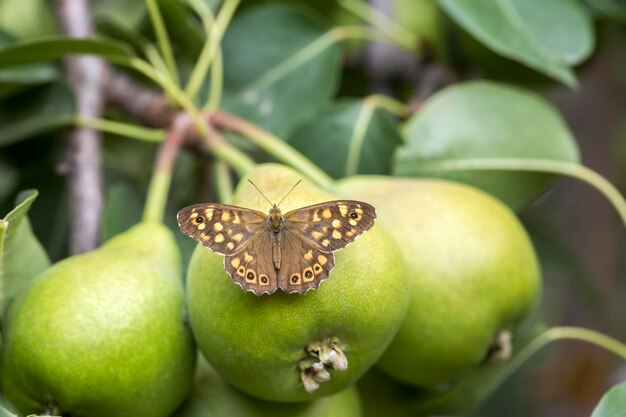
[177,181,376,296]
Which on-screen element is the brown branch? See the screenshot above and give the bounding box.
[156,115,192,173]
[55,0,106,254]
[103,67,177,128]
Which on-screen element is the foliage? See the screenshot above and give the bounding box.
[0,0,625,416]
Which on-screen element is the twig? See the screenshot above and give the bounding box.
[55,0,106,254]
[143,115,191,223]
[103,67,176,128]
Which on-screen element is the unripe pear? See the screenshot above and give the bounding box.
[186,164,409,402]
[336,177,541,387]
[175,357,362,417]
[1,223,196,417]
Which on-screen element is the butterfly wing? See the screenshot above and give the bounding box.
[277,231,335,294]
[224,232,279,295]
[277,200,375,294]
[284,200,376,252]
[178,203,279,295]
[177,203,267,255]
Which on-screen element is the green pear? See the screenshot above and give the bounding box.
[175,356,362,417]
[186,164,409,402]
[335,177,541,387]
[1,223,196,417]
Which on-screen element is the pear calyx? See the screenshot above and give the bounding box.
[299,338,348,393]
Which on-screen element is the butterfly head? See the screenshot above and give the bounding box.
[268,204,284,232]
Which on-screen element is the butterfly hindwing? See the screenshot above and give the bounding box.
[278,231,335,294]
[177,204,266,255]
[224,232,279,295]
[285,201,376,252]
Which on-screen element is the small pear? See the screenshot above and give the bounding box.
[336,176,541,387]
[186,164,409,402]
[175,356,363,417]
[1,223,196,417]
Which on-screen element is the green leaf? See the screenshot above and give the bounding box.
[0,82,75,147]
[394,81,580,209]
[439,0,594,87]
[0,31,59,100]
[95,17,151,57]
[0,407,16,417]
[591,382,626,417]
[0,37,133,69]
[0,190,50,323]
[221,5,341,138]
[101,182,144,242]
[0,394,18,417]
[289,99,403,179]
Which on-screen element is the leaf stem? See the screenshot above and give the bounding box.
[344,95,409,176]
[108,58,256,177]
[203,123,255,177]
[345,102,375,177]
[209,111,335,190]
[185,0,239,101]
[143,116,189,223]
[144,0,179,85]
[75,117,165,142]
[337,0,420,52]
[213,160,234,204]
[205,49,224,111]
[188,0,224,110]
[408,158,626,228]
[505,326,626,387]
[545,327,626,359]
[365,94,410,117]
[109,57,207,135]
[333,25,407,47]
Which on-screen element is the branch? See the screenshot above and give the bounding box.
[143,115,191,223]
[55,0,106,254]
[103,67,177,128]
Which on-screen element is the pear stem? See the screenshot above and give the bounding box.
[405,158,626,228]
[143,115,190,224]
[209,111,335,191]
[202,122,256,176]
[214,160,234,204]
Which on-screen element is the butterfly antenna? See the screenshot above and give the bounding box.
[248,180,274,207]
[277,180,302,208]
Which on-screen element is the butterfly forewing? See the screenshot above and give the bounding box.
[177,204,266,255]
[285,201,376,252]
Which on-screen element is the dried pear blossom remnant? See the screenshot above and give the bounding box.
[299,338,348,393]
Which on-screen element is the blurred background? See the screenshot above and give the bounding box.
[0,1,625,416]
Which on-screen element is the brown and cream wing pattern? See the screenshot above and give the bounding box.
[285,200,376,252]
[224,232,280,295]
[277,231,335,294]
[176,203,267,255]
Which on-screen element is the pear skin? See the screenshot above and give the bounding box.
[186,164,409,402]
[1,223,196,417]
[336,176,541,387]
